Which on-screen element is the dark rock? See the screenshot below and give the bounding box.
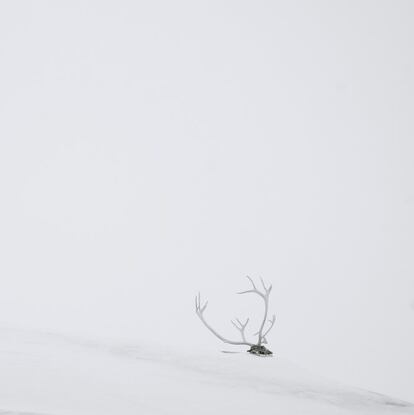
[247,345,273,356]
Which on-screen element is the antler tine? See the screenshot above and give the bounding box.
[237,287,265,298]
[195,293,208,315]
[260,277,267,291]
[238,289,256,295]
[231,317,249,342]
[236,317,249,328]
[260,277,274,296]
[246,275,257,290]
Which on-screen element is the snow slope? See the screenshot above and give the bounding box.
[0,327,412,415]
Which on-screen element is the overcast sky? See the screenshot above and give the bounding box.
[0,0,413,403]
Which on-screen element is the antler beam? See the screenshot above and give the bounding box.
[238,276,273,346]
[195,293,254,346]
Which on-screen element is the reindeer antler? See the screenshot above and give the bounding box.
[195,277,276,349]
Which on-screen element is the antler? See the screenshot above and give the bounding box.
[195,293,254,346]
[238,276,273,345]
[195,277,276,350]
[231,318,250,343]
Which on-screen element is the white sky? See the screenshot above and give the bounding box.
[0,0,413,403]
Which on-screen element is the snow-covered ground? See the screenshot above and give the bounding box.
[0,327,412,415]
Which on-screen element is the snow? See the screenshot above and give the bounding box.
[0,327,412,415]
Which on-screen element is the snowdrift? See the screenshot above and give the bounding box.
[0,327,412,415]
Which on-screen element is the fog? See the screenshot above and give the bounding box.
[0,0,413,403]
